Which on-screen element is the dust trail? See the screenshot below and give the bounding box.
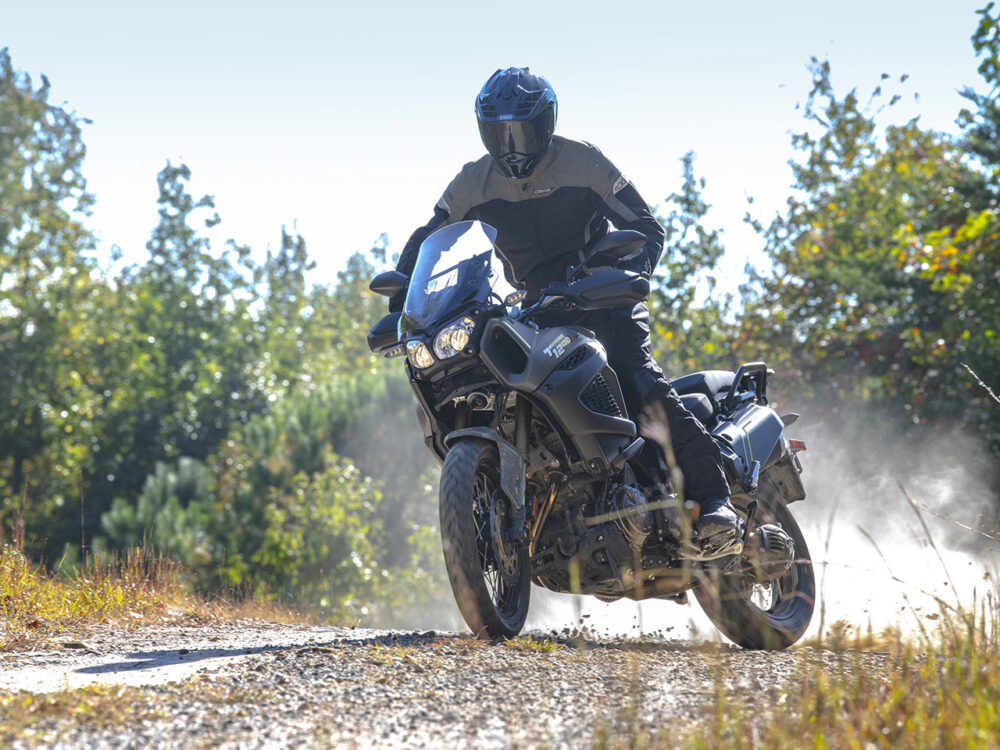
[791,405,999,639]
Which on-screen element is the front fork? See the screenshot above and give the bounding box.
[511,395,533,545]
[514,394,532,456]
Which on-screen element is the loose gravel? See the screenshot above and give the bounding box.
[0,622,889,749]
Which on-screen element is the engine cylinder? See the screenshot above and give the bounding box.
[608,485,654,551]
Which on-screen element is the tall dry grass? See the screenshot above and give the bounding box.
[0,544,195,649]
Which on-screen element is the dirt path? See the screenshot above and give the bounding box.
[0,621,888,749]
[0,621,354,693]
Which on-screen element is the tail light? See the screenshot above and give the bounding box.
[788,439,807,453]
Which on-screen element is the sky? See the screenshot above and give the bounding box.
[3,1,991,287]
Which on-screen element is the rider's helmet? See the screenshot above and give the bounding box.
[475,67,557,179]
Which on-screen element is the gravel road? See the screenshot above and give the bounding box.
[0,620,888,749]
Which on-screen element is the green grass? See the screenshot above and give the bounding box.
[502,635,565,653]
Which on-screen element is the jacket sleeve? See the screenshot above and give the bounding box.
[593,167,664,279]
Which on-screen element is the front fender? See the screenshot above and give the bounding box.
[444,428,526,509]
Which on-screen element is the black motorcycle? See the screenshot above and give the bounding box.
[368,220,815,650]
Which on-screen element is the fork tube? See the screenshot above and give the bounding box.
[514,395,532,457]
[455,400,471,430]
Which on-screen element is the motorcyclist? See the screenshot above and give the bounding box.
[390,67,741,550]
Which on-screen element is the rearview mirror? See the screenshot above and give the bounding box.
[567,230,648,281]
[369,271,409,298]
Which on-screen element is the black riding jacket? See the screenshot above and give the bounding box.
[392,136,664,307]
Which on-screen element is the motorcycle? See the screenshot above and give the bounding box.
[367,220,815,650]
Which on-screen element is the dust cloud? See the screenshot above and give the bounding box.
[790,403,999,639]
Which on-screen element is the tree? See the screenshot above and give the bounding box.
[0,48,102,551]
[959,2,1000,192]
[647,153,735,377]
[72,163,264,550]
[100,370,449,621]
[740,57,999,458]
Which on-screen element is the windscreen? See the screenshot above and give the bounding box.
[400,221,513,334]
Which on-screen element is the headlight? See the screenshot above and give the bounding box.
[406,340,434,369]
[433,316,476,359]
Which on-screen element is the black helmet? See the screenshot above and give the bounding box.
[475,67,557,179]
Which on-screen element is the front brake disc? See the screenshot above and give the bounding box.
[490,491,519,583]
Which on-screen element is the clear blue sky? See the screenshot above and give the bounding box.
[3,1,989,285]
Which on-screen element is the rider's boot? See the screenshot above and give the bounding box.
[693,497,744,558]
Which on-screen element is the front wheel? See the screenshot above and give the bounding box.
[439,439,530,638]
[693,484,815,650]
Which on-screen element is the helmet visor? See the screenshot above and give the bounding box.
[478,109,554,162]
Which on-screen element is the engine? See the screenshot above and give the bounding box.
[529,481,668,599]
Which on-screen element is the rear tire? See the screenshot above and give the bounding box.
[439,439,530,638]
[693,484,815,650]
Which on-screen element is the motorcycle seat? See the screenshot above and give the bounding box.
[669,370,735,405]
[679,392,714,424]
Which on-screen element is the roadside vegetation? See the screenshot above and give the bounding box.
[0,542,315,651]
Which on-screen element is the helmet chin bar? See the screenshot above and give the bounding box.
[500,151,542,179]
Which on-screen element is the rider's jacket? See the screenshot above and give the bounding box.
[392,136,665,307]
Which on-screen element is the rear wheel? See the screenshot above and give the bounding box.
[439,439,530,638]
[693,484,815,650]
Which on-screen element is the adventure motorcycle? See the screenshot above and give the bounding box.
[368,221,814,650]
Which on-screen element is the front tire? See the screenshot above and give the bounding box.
[439,439,530,638]
[693,484,815,650]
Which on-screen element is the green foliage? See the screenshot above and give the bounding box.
[100,458,217,569]
[959,2,1000,185]
[0,47,101,550]
[54,162,268,555]
[648,153,735,376]
[739,57,999,458]
[253,459,384,618]
[98,371,449,621]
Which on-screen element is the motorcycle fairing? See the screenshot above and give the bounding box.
[479,316,636,474]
